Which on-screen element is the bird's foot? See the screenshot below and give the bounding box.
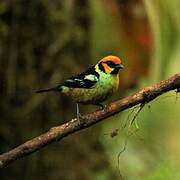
[76,112,85,125]
[76,103,85,125]
[96,103,106,110]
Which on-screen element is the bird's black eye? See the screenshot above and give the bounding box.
[105,61,114,67]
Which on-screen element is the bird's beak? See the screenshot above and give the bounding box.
[115,64,124,69]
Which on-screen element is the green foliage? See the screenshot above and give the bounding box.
[145,161,180,180]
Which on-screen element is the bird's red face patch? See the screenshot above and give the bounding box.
[98,55,123,74]
[100,55,122,65]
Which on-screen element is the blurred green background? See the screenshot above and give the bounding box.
[0,0,180,179]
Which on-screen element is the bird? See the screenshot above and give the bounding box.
[36,55,124,123]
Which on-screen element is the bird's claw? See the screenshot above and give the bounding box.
[96,103,106,110]
[77,112,84,125]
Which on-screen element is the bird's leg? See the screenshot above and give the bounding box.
[76,103,82,125]
[96,103,106,110]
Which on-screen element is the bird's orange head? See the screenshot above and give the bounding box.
[97,55,124,74]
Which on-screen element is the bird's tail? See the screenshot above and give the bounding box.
[35,87,58,93]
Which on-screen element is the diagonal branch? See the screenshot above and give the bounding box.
[0,73,180,168]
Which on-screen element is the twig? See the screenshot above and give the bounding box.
[129,103,145,128]
[0,73,180,168]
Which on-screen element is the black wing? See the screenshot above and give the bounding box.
[62,66,100,88]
